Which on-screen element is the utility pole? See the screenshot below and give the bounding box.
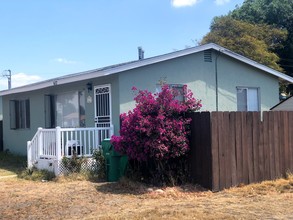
[2,69,11,89]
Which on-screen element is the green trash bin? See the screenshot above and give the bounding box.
[101,139,128,182]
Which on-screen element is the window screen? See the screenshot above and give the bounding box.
[237,87,259,111]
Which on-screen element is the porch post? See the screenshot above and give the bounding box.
[38,127,43,155]
[27,141,32,169]
[55,126,62,175]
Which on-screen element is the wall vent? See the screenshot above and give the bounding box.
[204,50,212,62]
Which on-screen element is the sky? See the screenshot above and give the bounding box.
[0,0,244,90]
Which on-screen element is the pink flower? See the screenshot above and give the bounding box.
[111,85,202,161]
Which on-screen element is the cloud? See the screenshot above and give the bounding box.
[214,0,231,5]
[0,72,42,89]
[171,0,201,7]
[53,58,77,64]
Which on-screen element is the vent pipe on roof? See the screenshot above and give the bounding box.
[138,47,144,60]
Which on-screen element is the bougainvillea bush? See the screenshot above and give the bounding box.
[111,84,202,185]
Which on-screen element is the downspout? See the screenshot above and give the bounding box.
[215,50,220,111]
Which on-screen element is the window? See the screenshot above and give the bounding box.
[237,87,259,111]
[10,99,30,129]
[156,84,184,102]
[45,91,85,128]
[45,95,56,128]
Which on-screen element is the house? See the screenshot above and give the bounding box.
[271,96,293,111]
[1,43,293,160]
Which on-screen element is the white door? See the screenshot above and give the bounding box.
[94,84,112,128]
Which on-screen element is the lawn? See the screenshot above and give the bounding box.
[1,152,293,219]
[0,151,27,177]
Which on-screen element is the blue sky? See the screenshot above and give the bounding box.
[0,0,244,89]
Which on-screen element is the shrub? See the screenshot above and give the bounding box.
[111,85,201,185]
[19,167,55,181]
[91,149,106,180]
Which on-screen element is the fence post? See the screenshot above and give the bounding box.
[55,126,62,175]
[27,141,32,169]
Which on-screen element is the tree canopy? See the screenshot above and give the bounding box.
[230,0,293,75]
[201,16,287,71]
[201,0,293,75]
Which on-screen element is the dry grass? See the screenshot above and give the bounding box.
[1,174,293,220]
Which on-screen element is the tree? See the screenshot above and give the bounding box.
[230,0,293,75]
[201,16,287,71]
[111,85,202,185]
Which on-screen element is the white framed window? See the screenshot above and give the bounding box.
[156,84,184,101]
[10,99,30,129]
[237,87,260,111]
[44,91,86,128]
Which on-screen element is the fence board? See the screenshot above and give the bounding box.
[268,112,275,179]
[223,112,232,188]
[235,112,243,185]
[230,112,237,186]
[278,111,285,176]
[284,112,288,174]
[274,112,281,178]
[246,112,254,183]
[218,112,226,190]
[252,112,260,182]
[211,112,220,191]
[241,112,249,184]
[263,112,270,180]
[258,119,265,181]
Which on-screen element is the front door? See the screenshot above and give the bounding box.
[94,84,112,128]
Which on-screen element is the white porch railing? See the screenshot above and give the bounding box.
[27,126,114,175]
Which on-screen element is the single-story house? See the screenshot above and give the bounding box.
[1,43,293,159]
[271,96,293,111]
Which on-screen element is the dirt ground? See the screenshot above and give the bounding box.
[1,176,293,220]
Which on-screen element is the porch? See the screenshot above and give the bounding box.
[27,126,114,175]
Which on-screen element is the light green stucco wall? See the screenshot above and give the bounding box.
[118,51,279,114]
[216,53,279,111]
[119,52,217,113]
[2,74,119,155]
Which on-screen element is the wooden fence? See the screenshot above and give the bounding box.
[188,111,293,191]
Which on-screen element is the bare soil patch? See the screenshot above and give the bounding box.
[1,175,293,220]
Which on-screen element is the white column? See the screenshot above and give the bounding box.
[38,127,43,156]
[27,141,32,169]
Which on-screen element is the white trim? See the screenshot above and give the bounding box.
[236,86,260,111]
[1,43,293,96]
